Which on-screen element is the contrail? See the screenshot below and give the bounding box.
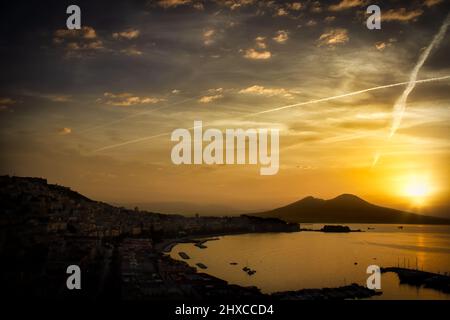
[93,122,204,152]
[93,130,177,152]
[389,13,450,138]
[372,14,450,167]
[79,96,197,134]
[244,76,450,118]
[92,75,450,153]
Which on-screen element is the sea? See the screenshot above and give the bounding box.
[169,224,450,300]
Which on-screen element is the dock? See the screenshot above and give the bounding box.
[381,267,450,294]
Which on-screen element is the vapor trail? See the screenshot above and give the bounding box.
[93,122,205,152]
[389,14,450,138]
[79,97,198,134]
[244,76,450,118]
[92,75,450,153]
[93,131,177,152]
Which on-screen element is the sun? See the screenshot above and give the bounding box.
[405,182,429,198]
[402,175,432,205]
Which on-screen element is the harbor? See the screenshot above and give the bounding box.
[168,226,450,299]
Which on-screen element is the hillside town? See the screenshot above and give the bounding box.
[0,175,299,299]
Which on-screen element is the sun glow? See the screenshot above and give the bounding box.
[405,182,429,197]
[402,175,432,205]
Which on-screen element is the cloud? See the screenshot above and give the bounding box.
[375,42,387,51]
[423,0,443,7]
[203,29,216,46]
[306,20,318,27]
[217,0,256,10]
[193,2,204,10]
[19,91,73,103]
[242,36,273,58]
[0,97,16,111]
[101,92,163,106]
[120,47,143,56]
[276,8,289,16]
[54,26,97,40]
[273,30,289,44]
[58,127,72,135]
[286,2,302,11]
[239,85,292,98]
[0,97,16,106]
[53,26,104,56]
[375,37,397,51]
[112,29,140,40]
[40,94,72,102]
[255,36,267,49]
[309,1,322,13]
[198,88,224,103]
[198,94,223,103]
[317,28,349,47]
[374,38,397,51]
[328,0,366,11]
[157,0,192,8]
[66,40,104,50]
[382,8,423,22]
[243,48,272,59]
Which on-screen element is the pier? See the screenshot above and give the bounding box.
[381,267,450,294]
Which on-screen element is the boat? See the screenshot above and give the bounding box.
[178,252,190,259]
[242,266,256,275]
[196,263,207,269]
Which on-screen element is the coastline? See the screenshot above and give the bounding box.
[161,246,381,300]
[158,231,382,300]
[161,228,450,300]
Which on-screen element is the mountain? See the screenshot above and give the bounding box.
[255,194,450,225]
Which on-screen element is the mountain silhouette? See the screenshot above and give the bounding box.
[255,194,450,224]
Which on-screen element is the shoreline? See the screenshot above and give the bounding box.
[159,232,450,300]
[160,246,381,300]
[156,231,382,300]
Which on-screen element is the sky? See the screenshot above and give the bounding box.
[0,0,449,217]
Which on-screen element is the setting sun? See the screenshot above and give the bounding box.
[402,175,432,205]
[405,182,429,198]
